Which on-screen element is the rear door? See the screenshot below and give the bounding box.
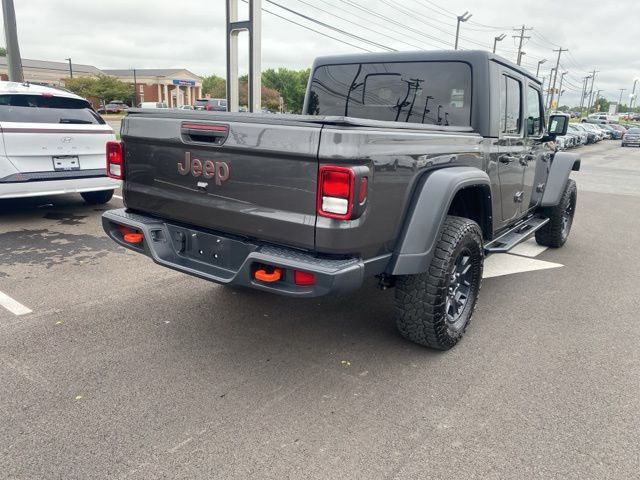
[522,84,545,210]
[122,114,321,250]
[0,94,114,174]
[497,73,526,222]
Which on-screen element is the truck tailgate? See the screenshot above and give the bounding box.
[121,114,321,250]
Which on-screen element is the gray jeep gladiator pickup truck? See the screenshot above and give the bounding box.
[102,50,578,350]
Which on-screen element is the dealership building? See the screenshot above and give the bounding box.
[0,57,204,107]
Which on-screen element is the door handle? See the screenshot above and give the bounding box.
[519,154,535,166]
[498,154,516,164]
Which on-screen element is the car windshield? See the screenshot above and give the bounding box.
[307,61,472,126]
[0,94,104,124]
[627,128,640,134]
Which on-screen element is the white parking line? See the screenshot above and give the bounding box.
[0,291,32,316]
[483,255,563,279]
[113,194,123,200]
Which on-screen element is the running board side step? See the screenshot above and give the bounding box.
[484,216,549,254]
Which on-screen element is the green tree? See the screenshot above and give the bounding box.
[261,68,309,113]
[64,76,97,100]
[593,97,610,113]
[202,74,226,98]
[0,47,6,56]
[64,75,134,106]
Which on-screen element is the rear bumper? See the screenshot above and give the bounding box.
[0,176,120,199]
[102,208,374,297]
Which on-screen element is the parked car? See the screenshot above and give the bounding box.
[621,127,640,147]
[139,102,168,109]
[102,50,578,350]
[599,124,623,139]
[194,98,227,111]
[0,81,119,203]
[610,124,627,137]
[176,105,195,110]
[567,123,589,146]
[98,100,130,114]
[573,123,598,144]
[581,123,604,141]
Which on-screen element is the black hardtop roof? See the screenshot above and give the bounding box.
[311,50,541,85]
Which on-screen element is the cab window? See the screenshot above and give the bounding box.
[526,86,543,136]
[500,75,522,135]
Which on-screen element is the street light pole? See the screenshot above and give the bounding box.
[492,33,506,53]
[65,57,73,78]
[536,59,547,78]
[132,68,138,107]
[454,11,472,50]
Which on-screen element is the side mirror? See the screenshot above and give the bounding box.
[548,114,569,137]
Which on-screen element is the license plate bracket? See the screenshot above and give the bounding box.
[53,156,80,171]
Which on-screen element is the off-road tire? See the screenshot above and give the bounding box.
[81,190,114,205]
[394,216,484,350]
[535,179,577,248]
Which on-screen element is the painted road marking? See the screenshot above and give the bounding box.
[483,254,563,279]
[0,291,32,316]
[113,194,123,200]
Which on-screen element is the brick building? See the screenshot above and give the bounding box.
[0,58,204,107]
[102,69,203,107]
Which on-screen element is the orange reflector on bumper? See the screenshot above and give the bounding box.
[123,232,143,244]
[255,267,282,283]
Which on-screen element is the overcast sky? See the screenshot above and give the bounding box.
[2,0,639,106]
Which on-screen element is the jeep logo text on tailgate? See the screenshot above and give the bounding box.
[178,152,230,185]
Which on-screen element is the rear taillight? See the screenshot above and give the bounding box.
[317,166,355,219]
[106,141,123,180]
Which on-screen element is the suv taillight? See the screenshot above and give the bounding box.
[317,166,355,219]
[106,141,123,180]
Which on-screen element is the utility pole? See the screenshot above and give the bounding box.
[512,25,532,66]
[547,47,568,110]
[2,0,24,82]
[618,88,626,112]
[579,74,592,116]
[517,51,526,66]
[585,70,598,115]
[545,68,555,107]
[454,12,472,50]
[492,33,505,53]
[65,58,73,78]
[556,71,568,110]
[535,59,546,78]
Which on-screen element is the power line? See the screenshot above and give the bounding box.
[334,0,454,49]
[291,0,425,51]
[265,0,396,51]
[320,0,439,50]
[246,0,372,52]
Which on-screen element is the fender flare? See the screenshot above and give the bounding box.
[541,152,580,207]
[390,167,492,276]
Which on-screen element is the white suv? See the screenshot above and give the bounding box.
[0,81,119,203]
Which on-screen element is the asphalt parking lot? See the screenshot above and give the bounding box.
[1,141,639,479]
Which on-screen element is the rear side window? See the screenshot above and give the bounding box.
[526,86,543,136]
[0,94,104,124]
[500,76,521,135]
[307,61,472,126]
